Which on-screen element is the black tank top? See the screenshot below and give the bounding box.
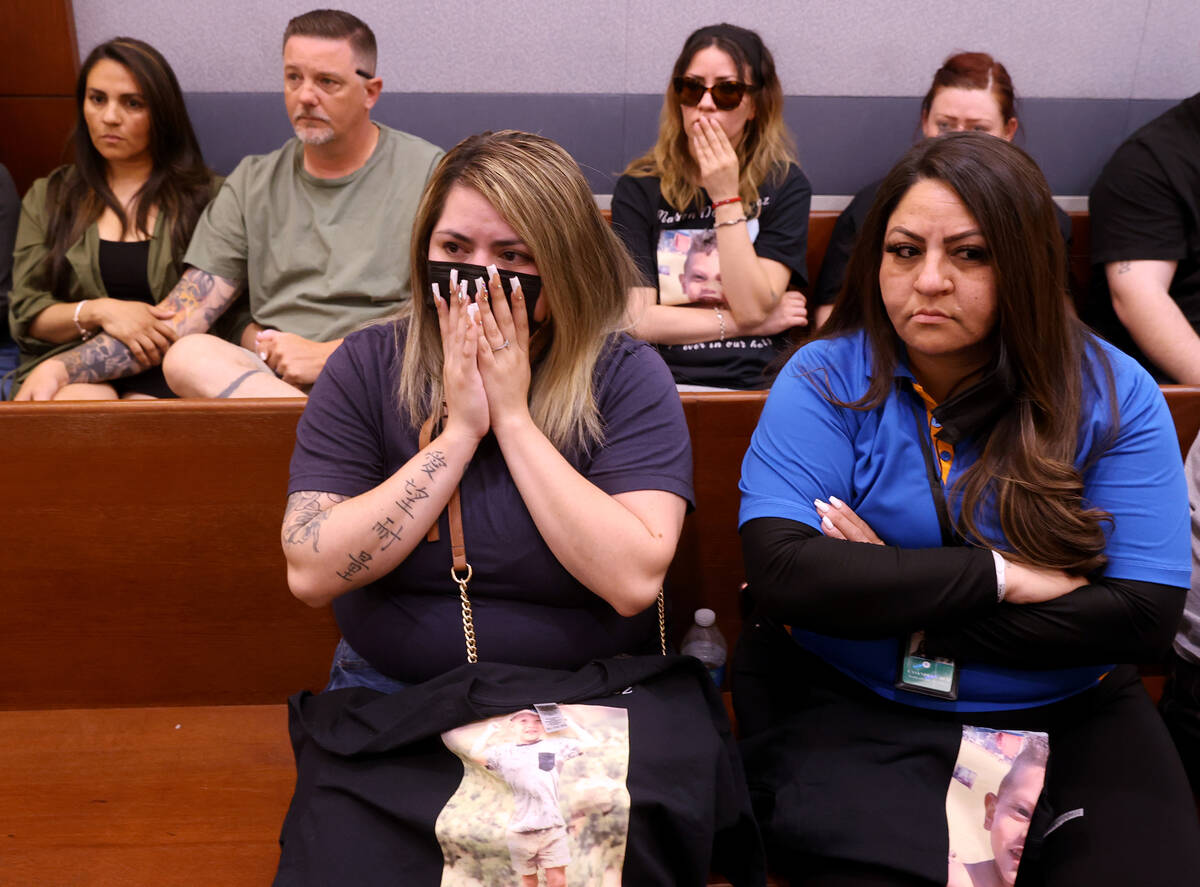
[98,239,153,304]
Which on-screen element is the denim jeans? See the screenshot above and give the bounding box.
[0,338,18,399]
[324,637,408,693]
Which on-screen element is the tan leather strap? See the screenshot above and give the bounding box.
[419,406,476,661]
[417,404,663,660]
[446,486,466,572]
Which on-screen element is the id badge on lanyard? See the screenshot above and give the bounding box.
[896,629,959,700]
[894,391,961,701]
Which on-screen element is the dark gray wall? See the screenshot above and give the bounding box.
[186,92,1182,196]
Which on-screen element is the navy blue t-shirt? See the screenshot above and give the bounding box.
[289,322,695,682]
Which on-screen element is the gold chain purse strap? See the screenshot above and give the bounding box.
[419,409,665,664]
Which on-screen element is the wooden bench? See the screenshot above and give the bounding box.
[2,385,1196,885]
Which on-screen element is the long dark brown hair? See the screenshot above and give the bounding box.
[43,38,212,296]
[823,133,1114,573]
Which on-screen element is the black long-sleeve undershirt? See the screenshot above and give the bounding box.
[741,516,1185,668]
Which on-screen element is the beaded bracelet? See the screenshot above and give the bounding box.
[711,196,742,209]
[73,300,94,341]
[714,306,726,342]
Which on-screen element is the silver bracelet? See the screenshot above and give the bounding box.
[713,306,726,342]
[991,550,1007,602]
[73,300,94,341]
[713,215,747,229]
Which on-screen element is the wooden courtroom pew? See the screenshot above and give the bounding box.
[3,381,1193,886]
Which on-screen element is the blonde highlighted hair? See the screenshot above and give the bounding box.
[399,131,636,453]
[623,23,797,212]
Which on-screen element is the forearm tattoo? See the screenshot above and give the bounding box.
[283,491,348,554]
[332,449,449,583]
[57,268,240,384]
[168,267,238,330]
[59,332,144,383]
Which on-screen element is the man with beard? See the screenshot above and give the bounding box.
[16,9,442,399]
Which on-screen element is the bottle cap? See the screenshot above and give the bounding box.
[694,608,715,627]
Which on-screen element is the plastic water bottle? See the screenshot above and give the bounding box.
[681,608,727,687]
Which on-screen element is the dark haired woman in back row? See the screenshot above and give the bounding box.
[737,133,1200,885]
[612,23,811,390]
[9,37,219,399]
[812,51,1072,330]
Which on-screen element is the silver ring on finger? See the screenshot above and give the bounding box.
[491,339,510,352]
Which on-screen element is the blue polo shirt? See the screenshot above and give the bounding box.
[739,329,1189,711]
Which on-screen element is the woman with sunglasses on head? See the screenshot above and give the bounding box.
[612,23,810,390]
[8,37,219,399]
[812,51,1071,331]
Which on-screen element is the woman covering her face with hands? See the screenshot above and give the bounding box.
[612,23,811,390]
[270,132,763,883]
[8,37,219,399]
[282,129,691,693]
[736,133,1200,885]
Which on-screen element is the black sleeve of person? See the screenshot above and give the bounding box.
[740,517,998,638]
[812,203,859,308]
[923,576,1185,668]
[742,517,1185,666]
[812,181,878,308]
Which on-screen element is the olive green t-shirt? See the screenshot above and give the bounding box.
[184,124,443,343]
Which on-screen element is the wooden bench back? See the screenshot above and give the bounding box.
[0,400,338,709]
[4,382,1196,710]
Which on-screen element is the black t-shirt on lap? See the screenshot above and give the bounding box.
[288,322,695,682]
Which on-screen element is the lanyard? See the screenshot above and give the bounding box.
[901,380,961,548]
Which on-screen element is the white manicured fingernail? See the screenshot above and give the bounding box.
[510,277,522,296]
[813,499,829,513]
[431,282,441,301]
[258,352,267,361]
[829,495,845,509]
[450,269,458,288]
[822,515,835,532]
[475,277,486,297]
[466,303,479,321]
[486,264,498,279]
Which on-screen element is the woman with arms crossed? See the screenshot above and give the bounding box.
[612,23,810,390]
[736,133,1200,885]
[9,37,218,399]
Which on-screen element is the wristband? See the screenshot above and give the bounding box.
[73,300,94,341]
[714,306,726,342]
[991,550,1007,602]
[711,196,742,209]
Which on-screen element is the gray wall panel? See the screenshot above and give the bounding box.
[184,91,1182,196]
[1132,0,1200,99]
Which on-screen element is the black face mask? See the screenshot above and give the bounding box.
[426,261,544,331]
